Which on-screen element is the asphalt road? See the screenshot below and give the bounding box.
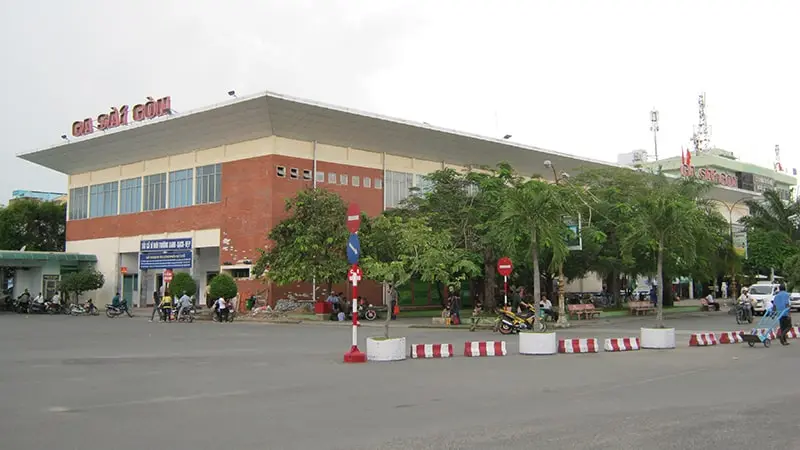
[1,312,798,450]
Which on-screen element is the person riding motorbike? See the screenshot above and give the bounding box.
[214,297,229,322]
[736,287,754,323]
[177,291,192,320]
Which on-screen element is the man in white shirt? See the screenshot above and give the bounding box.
[33,292,44,304]
[177,291,192,319]
[215,297,228,322]
[539,295,558,321]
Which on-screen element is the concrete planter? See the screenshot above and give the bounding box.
[640,327,676,349]
[519,331,557,355]
[366,337,407,362]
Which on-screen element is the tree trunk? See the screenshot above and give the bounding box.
[483,249,496,308]
[531,231,541,327]
[326,280,333,299]
[384,283,391,339]
[656,241,664,328]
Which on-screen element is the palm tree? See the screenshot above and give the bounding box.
[741,190,800,242]
[498,179,572,325]
[624,174,717,327]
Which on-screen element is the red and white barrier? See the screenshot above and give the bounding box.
[688,333,717,346]
[410,343,453,359]
[464,341,506,357]
[718,331,744,344]
[558,338,599,353]
[786,326,800,339]
[604,337,640,352]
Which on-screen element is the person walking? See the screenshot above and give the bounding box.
[772,284,792,346]
[149,291,161,322]
[158,290,173,322]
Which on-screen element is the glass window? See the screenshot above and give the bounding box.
[340,174,349,185]
[375,178,383,189]
[328,172,337,184]
[68,186,89,220]
[119,177,142,214]
[414,174,434,195]
[196,164,222,204]
[89,182,118,218]
[143,173,167,211]
[289,168,299,179]
[169,168,193,208]
[384,171,412,208]
[316,171,325,183]
[352,176,360,187]
[303,169,312,180]
[364,177,372,188]
[276,166,285,177]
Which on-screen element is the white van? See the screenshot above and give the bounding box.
[747,283,779,315]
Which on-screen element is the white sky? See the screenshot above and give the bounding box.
[1,0,798,201]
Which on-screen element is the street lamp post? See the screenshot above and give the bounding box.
[711,197,748,302]
[544,160,571,329]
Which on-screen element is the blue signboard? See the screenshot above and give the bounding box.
[140,238,192,252]
[346,233,361,265]
[139,250,193,270]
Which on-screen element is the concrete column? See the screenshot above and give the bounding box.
[689,280,694,299]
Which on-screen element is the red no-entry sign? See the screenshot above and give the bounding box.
[346,203,361,233]
[497,257,513,277]
[163,269,173,283]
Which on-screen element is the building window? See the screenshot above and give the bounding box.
[303,169,312,180]
[375,178,383,189]
[169,169,193,208]
[316,171,325,183]
[119,178,142,214]
[289,168,299,179]
[196,163,222,205]
[414,174,434,195]
[230,268,251,279]
[364,177,372,188]
[352,176,360,187]
[276,166,286,177]
[68,186,89,220]
[384,171,412,208]
[328,172,337,184]
[143,173,167,211]
[340,174,349,185]
[89,181,118,218]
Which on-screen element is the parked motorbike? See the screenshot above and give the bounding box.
[176,306,196,323]
[27,301,48,314]
[45,302,71,315]
[106,300,134,318]
[212,308,236,322]
[70,302,99,316]
[735,300,754,324]
[495,304,546,334]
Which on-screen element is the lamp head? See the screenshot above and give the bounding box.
[543,160,553,169]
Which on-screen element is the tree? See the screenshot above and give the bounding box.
[496,178,572,324]
[209,273,238,300]
[361,215,479,337]
[59,269,105,304]
[252,188,349,296]
[623,174,717,327]
[741,190,800,242]
[0,199,66,251]
[169,272,197,297]
[783,253,800,291]
[744,229,798,276]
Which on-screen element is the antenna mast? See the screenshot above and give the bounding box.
[691,92,711,155]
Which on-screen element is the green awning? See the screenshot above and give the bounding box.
[0,251,97,263]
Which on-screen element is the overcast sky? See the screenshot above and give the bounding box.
[1,0,798,202]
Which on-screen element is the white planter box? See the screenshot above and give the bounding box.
[366,337,407,362]
[640,327,676,349]
[519,332,557,355]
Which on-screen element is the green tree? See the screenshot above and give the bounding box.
[497,178,572,324]
[623,174,717,327]
[741,190,800,242]
[252,188,349,296]
[169,272,197,297]
[744,229,798,276]
[59,269,105,304]
[209,273,238,300]
[783,253,800,291]
[362,214,479,337]
[0,199,66,251]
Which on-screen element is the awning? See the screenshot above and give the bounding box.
[0,251,97,267]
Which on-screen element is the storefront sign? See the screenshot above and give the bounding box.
[71,96,172,138]
[679,164,738,188]
[732,224,748,259]
[753,174,776,193]
[139,251,193,270]
[140,238,192,252]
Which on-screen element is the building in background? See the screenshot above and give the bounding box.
[18,91,768,306]
[11,190,67,204]
[616,149,649,167]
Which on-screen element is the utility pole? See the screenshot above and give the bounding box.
[650,109,660,161]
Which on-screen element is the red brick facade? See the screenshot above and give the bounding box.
[66,153,385,305]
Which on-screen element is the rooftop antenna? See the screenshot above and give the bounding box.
[691,92,711,155]
[650,109,660,161]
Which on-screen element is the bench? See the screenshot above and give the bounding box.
[700,298,721,312]
[567,304,602,320]
[628,301,654,316]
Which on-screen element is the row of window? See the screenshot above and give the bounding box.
[275,165,384,189]
[68,163,222,220]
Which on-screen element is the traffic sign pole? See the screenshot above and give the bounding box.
[504,275,508,308]
[496,257,513,311]
[344,265,366,363]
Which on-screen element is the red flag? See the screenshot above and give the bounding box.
[686,148,692,166]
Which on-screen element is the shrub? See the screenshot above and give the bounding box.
[209,273,238,300]
[169,272,197,297]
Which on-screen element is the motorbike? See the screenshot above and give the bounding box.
[27,301,48,314]
[45,302,71,315]
[735,300,754,324]
[175,306,196,323]
[495,303,547,334]
[212,305,236,322]
[15,299,31,314]
[70,302,99,316]
[106,300,134,318]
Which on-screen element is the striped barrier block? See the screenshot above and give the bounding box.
[689,333,717,346]
[410,343,453,359]
[718,331,744,344]
[786,326,800,339]
[603,337,640,352]
[464,341,506,357]
[558,338,599,354]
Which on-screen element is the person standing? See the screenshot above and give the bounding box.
[149,291,161,322]
[215,297,228,322]
[448,286,461,325]
[158,290,173,322]
[772,284,792,346]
